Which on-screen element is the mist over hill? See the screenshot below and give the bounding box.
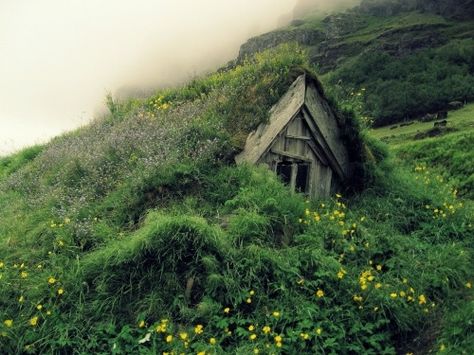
[0,1,473,353]
[0,0,296,156]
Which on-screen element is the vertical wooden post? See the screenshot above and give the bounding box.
[290,163,298,193]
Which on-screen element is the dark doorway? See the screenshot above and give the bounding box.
[296,163,309,193]
[276,162,292,185]
[276,161,310,194]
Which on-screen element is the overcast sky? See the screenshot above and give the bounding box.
[0,0,358,156]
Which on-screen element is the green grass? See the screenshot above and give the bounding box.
[371,103,474,144]
[0,145,43,181]
[0,44,473,354]
[342,12,448,44]
[371,104,474,199]
[369,101,474,354]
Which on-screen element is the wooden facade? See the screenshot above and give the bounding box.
[235,74,351,198]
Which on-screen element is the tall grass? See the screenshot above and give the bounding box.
[0,45,472,353]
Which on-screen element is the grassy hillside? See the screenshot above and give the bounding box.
[371,102,474,353]
[0,43,473,354]
[239,5,474,126]
[372,103,474,198]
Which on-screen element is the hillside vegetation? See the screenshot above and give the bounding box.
[373,103,474,199]
[238,1,474,126]
[371,102,474,354]
[0,42,473,354]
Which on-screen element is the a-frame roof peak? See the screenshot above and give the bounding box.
[235,74,307,165]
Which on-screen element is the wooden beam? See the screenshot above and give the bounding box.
[270,149,312,162]
[290,163,297,193]
[306,139,329,166]
[285,134,312,141]
[301,108,346,180]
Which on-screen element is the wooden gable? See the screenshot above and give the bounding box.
[235,74,351,198]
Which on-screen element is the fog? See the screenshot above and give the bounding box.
[0,0,360,155]
[293,0,362,18]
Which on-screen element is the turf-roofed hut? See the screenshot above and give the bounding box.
[236,74,352,198]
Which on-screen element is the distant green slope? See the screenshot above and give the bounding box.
[371,103,474,198]
[238,4,474,126]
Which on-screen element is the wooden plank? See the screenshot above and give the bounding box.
[306,139,329,166]
[270,149,312,162]
[301,108,345,179]
[304,81,350,176]
[235,75,307,165]
[273,132,286,152]
[290,163,297,193]
[285,135,312,141]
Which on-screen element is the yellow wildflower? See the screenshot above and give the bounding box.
[249,334,257,340]
[29,316,39,327]
[36,304,43,310]
[223,307,231,314]
[18,295,25,303]
[194,324,204,334]
[316,289,324,298]
[390,293,398,299]
[316,328,322,335]
[375,283,382,289]
[272,311,280,317]
[262,326,271,334]
[138,320,145,328]
[0,261,4,268]
[353,295,363,302]
[57,288,64,295]
[156,324,166,333]
[418,294,427,305]
[248,325,255,332]
[249,290,255,296]
[300,332,309,340]
[165,335,173,343]
[274,335,283,343]
[466,282,472,289]
[179,332,188,340]
[209,337,216,345]
[246,298,252,304]
[20,271,28,279]
[3,320,13,328]
[48,277,57,285]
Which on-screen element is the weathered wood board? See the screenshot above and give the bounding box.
[236,74,351,198]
